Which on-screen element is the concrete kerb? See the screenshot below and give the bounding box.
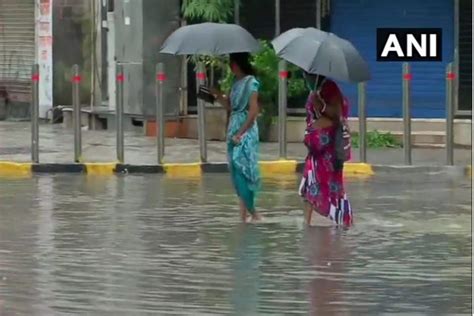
[372,164,470,178]
[32,164,85,173]
[0,162,32,178]
[116,164,164,174]
[0,161,470,178]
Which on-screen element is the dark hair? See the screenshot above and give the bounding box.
[229,52,255,76]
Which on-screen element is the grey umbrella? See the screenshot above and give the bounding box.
[271,28,370,83]
[160,22,260,56]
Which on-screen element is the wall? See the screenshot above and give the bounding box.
[52,0,91,107]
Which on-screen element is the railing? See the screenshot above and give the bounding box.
[29,61,457,166]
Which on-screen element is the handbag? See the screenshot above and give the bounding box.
[197,85,216,103]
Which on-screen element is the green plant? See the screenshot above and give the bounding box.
[181,0,235,23]
[351,130,402,148]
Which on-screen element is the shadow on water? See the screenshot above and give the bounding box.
[303,227,352,316]
[229,224,262,315]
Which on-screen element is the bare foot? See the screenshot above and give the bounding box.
[249,213,263,223]
[239,200,248,222]
[304,203,313,225]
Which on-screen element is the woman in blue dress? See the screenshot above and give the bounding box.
[212,53,262,223]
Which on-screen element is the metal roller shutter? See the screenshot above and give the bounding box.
[280,0,317,33]
[0,0,35,103]
[330,0,454,118]
[458,0,472,112]
[240,0,275,40]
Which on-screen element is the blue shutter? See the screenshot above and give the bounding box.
[330,0,454,118]
[458,0,472,112]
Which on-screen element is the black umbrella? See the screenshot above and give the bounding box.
[272,28,370,83]
[160,23,260,56]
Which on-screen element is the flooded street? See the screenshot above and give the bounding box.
[0,173,471,315]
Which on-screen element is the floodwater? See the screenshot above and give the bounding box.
[0,173,471,315]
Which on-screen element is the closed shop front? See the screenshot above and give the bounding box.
[240,0,276,40]
[0,0,35,106]
[330,0,454,118]
[457,0,472,114]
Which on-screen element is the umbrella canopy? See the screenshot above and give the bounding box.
[271,28,370,83]
[160,22,260,56]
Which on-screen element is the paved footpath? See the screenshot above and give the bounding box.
[0,121,471,166]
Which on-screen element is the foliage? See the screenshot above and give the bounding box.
[351,130,402,148]
[181,0,235,23]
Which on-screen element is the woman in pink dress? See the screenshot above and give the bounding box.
[299,74,353,227]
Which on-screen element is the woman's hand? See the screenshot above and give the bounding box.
[234,92,259,142]
[210,87,221,97]
[232,134,242,145]
[313,93,326,114]
[211,87,230,111]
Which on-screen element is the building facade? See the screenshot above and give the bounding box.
[240,0,471,119]
[0,0,60,119]
[0,0,471,120]
[330,0,471,118]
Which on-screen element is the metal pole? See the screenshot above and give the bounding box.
[275,0,280,36]
[402,62,412,165]
[31,64,40,163]
[72,64,82,163]
[316,0,321,29]
[234,0,240,24]
[358,82,367,163]
[107,10,116,111]
[446,63,455,166]
[90,0,103,131]
[116,64,125,163]
[453,0,460,114]
[179,19,188,115]
[156,63,165,164]
[196,63,207,162]
[179,57,188,115]
[278,60,288,159]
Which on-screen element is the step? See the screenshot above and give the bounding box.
[383,131,446,145]
[347,118,471,133]
[384,130,471,147]
[412,143,446,149]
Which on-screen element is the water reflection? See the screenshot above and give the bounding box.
[230,225,262,315]
[304,227,351,315]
